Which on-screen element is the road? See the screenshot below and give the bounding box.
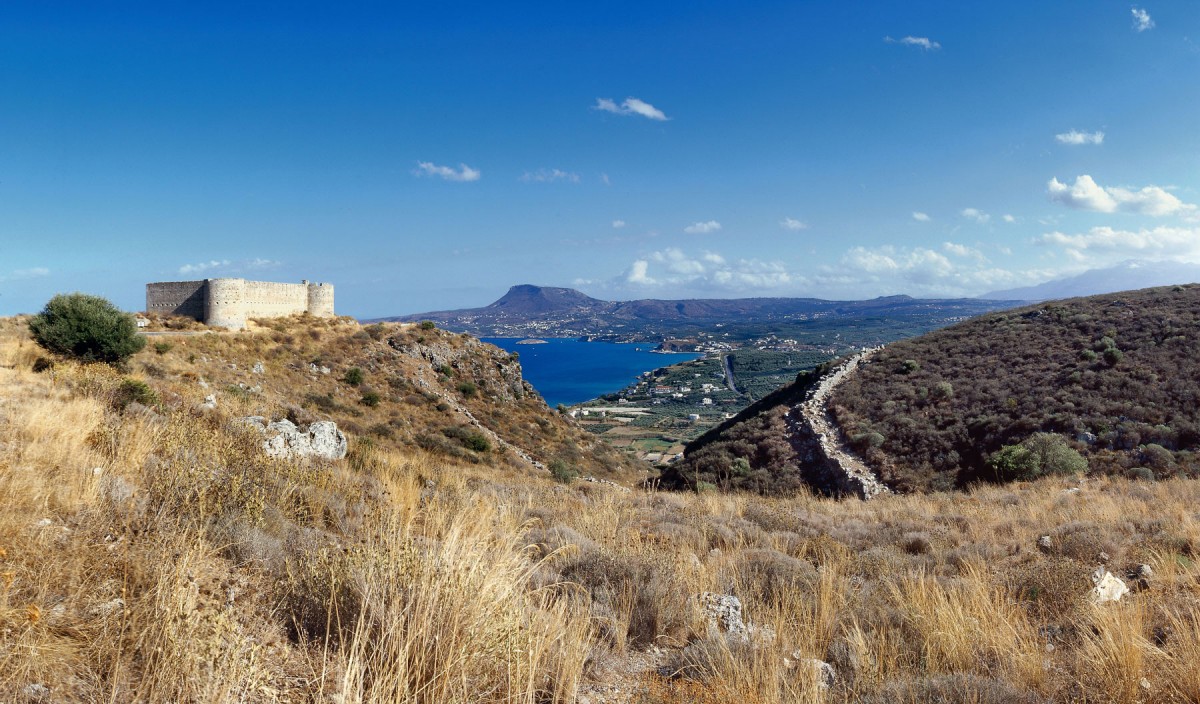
[722,354,740,394]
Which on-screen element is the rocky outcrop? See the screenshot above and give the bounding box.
[783,350,889,499]
[239,417,348,460]
[387,334,533,404]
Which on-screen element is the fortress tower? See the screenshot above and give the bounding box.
[146,278,335,329]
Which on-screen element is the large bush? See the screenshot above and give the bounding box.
[28,293,146,364]
[988,433,1087,482]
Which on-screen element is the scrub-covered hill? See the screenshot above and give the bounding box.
[830,284,1200,491]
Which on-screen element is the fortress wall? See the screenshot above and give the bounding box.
[205,278,248,329]
[146,280,206,319]
[307,282,335,317]
[144,278,335,329]
[242,280,310,320]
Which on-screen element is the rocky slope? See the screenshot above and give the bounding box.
[133,316,638,480]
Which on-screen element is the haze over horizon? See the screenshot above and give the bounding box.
[1,2,1198,318]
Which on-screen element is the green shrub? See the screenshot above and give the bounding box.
[419,320,436,331]
[441,426,490,452]
[549,459,578,484]
[365,323,387,341]
[153,341,173,355]
[456,381,477,397]
[360,390,382,407]
[28,293,146,365]
[898,359,920,374]
[1102,347,1123,366]
[988,433,1087,482]
[114,378,159,410]
[343,367,364,386]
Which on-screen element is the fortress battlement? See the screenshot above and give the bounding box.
[146,278,334,329]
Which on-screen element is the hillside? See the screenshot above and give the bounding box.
[670,284,1200,496]
[133,316,636,479]
[7,312,1200,701]
[830,284,1200,491]
[380,285,1021,343]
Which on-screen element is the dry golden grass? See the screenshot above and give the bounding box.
[4,315,1200,702]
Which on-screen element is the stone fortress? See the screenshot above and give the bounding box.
[146,278,334,329]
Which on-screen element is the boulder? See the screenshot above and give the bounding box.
[695,592,748,641]
[784,653,836,689]
[1091,568,1129,603]
[240,417,348,460]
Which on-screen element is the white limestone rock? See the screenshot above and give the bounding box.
[1091,568,1130,603]
[241,417,348,460]
[695,592,748,641]
[784,654,837,690]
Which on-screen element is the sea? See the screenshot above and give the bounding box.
[482,337,702,408]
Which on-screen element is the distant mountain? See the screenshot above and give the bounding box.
[983,259,1200,301]
[377,285,1023,342]
[487,285,607,315]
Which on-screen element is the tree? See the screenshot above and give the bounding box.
[28,293,145,365]
[988,432,1086,482]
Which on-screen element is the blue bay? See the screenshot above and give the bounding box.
[482,338,702,408]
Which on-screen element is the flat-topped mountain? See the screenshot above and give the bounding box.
[487,284,607,315]
[379,285,1022,342]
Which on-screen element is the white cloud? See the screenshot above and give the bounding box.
[1047,175,1196,217]
[885,35,941,50]
[600,173,611,186]
[1132,6,1154,32]
[684,220,722,234]
[612,220,626,229]
[413,161,481,182]
[625,260,656,285]
[0,266,51,282]
[942,242,981,258]
[1002,214,1016,223]
[1039,225,1200,260]
[178,258,281,275]
[780,217,809,231]
[621,248,792,291]
[912,211,931,222]
[520,168,580,183]
[961,208,991,224]
[179,259,231,275]
[594,97,670,121]
[13,267,50,279]
[821,245,1031,297]
[1056,130,1105,146]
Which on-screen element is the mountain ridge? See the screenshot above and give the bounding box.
[376,284,1021,341]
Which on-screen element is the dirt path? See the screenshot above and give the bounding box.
[791,349,890,499]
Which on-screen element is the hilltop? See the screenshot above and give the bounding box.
[379,285,1021,343]
[667,284,1200,496]
[6,310,1200,701]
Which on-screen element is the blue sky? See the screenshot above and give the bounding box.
[1,1,1198,317]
